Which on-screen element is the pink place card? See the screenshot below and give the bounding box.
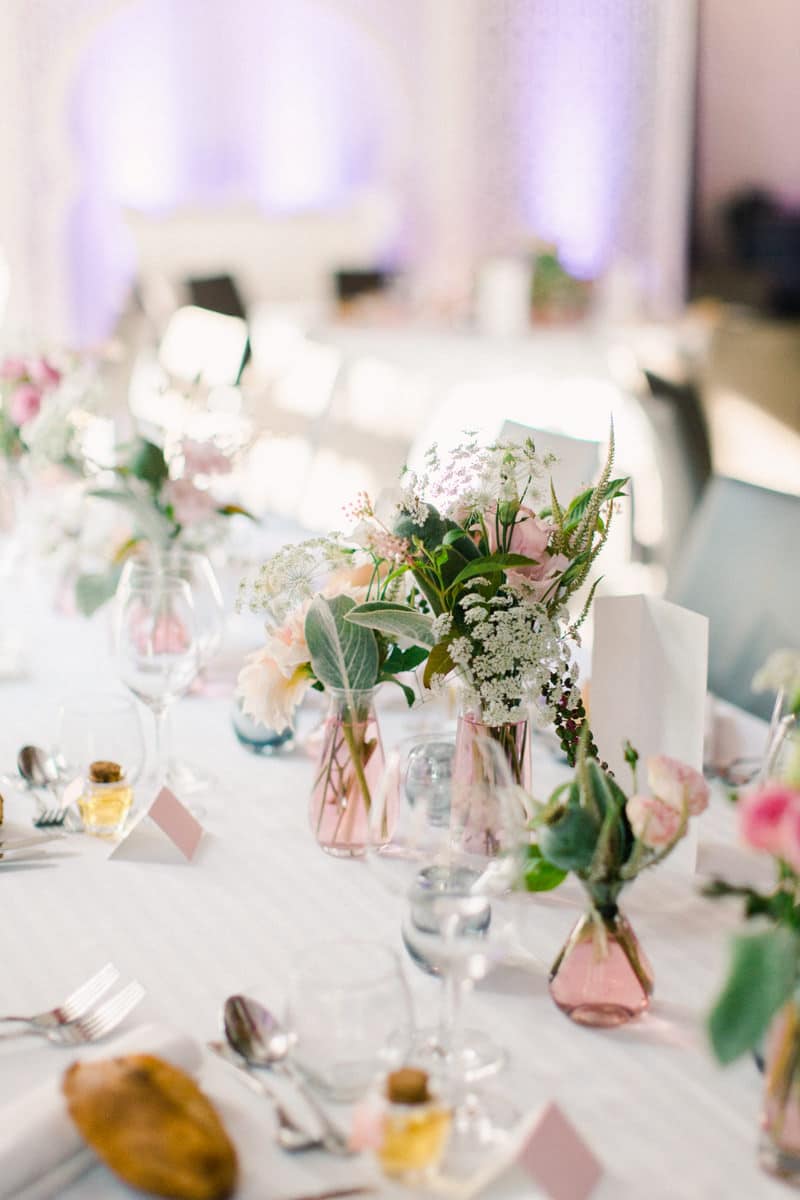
[148,787,203,860]
[110,787,204,863]
[517,1102,603,1200]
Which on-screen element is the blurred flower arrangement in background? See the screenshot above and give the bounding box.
[74,436,252,615]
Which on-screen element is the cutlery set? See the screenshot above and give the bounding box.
[7,967,370,1194]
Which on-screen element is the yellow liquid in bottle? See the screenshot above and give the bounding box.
[78,782,133,836]
[378,1107,451,1177]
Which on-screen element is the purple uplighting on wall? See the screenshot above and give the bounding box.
[67,0,401,342]
[512,0,652,279]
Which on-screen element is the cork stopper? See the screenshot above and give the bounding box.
[89,761,123,784]
[385,1068,431,1105]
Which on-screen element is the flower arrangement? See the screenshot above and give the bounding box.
[0,354,64,460]
[238,430,625,854]
[239,431,626,742]
[527,734,709,1024]
[75,436,250,615]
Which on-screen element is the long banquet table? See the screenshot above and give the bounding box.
[0,576,786,1200]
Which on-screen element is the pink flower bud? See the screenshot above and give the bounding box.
[626,793,684,848]
[647,755,709,815]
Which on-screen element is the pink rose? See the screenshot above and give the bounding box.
[27,357,60,390]
[0,356,27,381]
[179,439,232,477]
[8,383,42,426]
[163,479,217,526]
[739,785,800,868]
[626,793,684,848]
[647,755,709,816]
[486,505,552,566]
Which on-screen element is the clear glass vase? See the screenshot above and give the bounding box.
[548,900,654,1027]
[760,1000,800,1183]
[310,686,385,857]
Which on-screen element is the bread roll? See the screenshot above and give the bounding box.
[63,1053,237,1199]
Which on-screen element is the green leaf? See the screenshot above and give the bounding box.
[538,794,600,872]
[524,845,568,892]
[74,567,123,617]
[345,602,435,648]
[87,488,136,505]
[448,553,538,592]
[380,676,417,707]
[128,440,169,488]
[382,644,429,674]
[423,639,455,688]
[563,477,628,532]
[217,503,256,520]
[708,927,800,1064]
[305,595,380,690]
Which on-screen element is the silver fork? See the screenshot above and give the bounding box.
[33,807,82,831]
[45,980,146,1046]
[0,963,120,1032]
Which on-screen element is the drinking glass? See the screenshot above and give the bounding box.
[367,732,529,1156]
[114,572,199,789]
[285,940,413,1102]
[117,549,223,792]
[56,691,145,832]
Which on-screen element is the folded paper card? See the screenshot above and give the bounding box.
[590,594,709,873]
[0,1024,200,1200]
[427,1101,602,1199]
[110,787,203,863]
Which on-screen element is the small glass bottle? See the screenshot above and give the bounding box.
[377,1069,451,1181]
[79,760,133,836]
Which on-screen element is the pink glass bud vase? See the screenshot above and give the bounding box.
[310,686,385,858]
[760,1000,800,1183]
[454,697,531,791]
[549,892,654,1028]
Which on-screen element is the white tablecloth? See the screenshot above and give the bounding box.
[0,574,782,1200]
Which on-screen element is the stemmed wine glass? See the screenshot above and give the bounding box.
[367,732,530,1165]
[117,549,224,792]
[113,572,199,792]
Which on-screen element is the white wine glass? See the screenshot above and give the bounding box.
[114,572,199,790]
[117,548,224,793]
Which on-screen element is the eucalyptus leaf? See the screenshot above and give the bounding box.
[305,595,379,691]
[345,602,435,648]
[708,927,800,1064]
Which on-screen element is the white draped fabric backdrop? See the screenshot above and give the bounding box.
[0,0,697,345]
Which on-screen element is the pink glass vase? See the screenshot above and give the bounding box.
[760,1001,800,1182]
[452,700,531,855]
[549,903,654,1028]
[310,686,385,857]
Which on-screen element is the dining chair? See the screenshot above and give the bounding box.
[667,475,800,718]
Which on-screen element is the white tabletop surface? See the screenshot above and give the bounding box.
[0,565,783,1200]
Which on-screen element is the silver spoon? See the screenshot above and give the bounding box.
[17,746,61,799]
[208,1041,320,1153]
[223,995,354,1156]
